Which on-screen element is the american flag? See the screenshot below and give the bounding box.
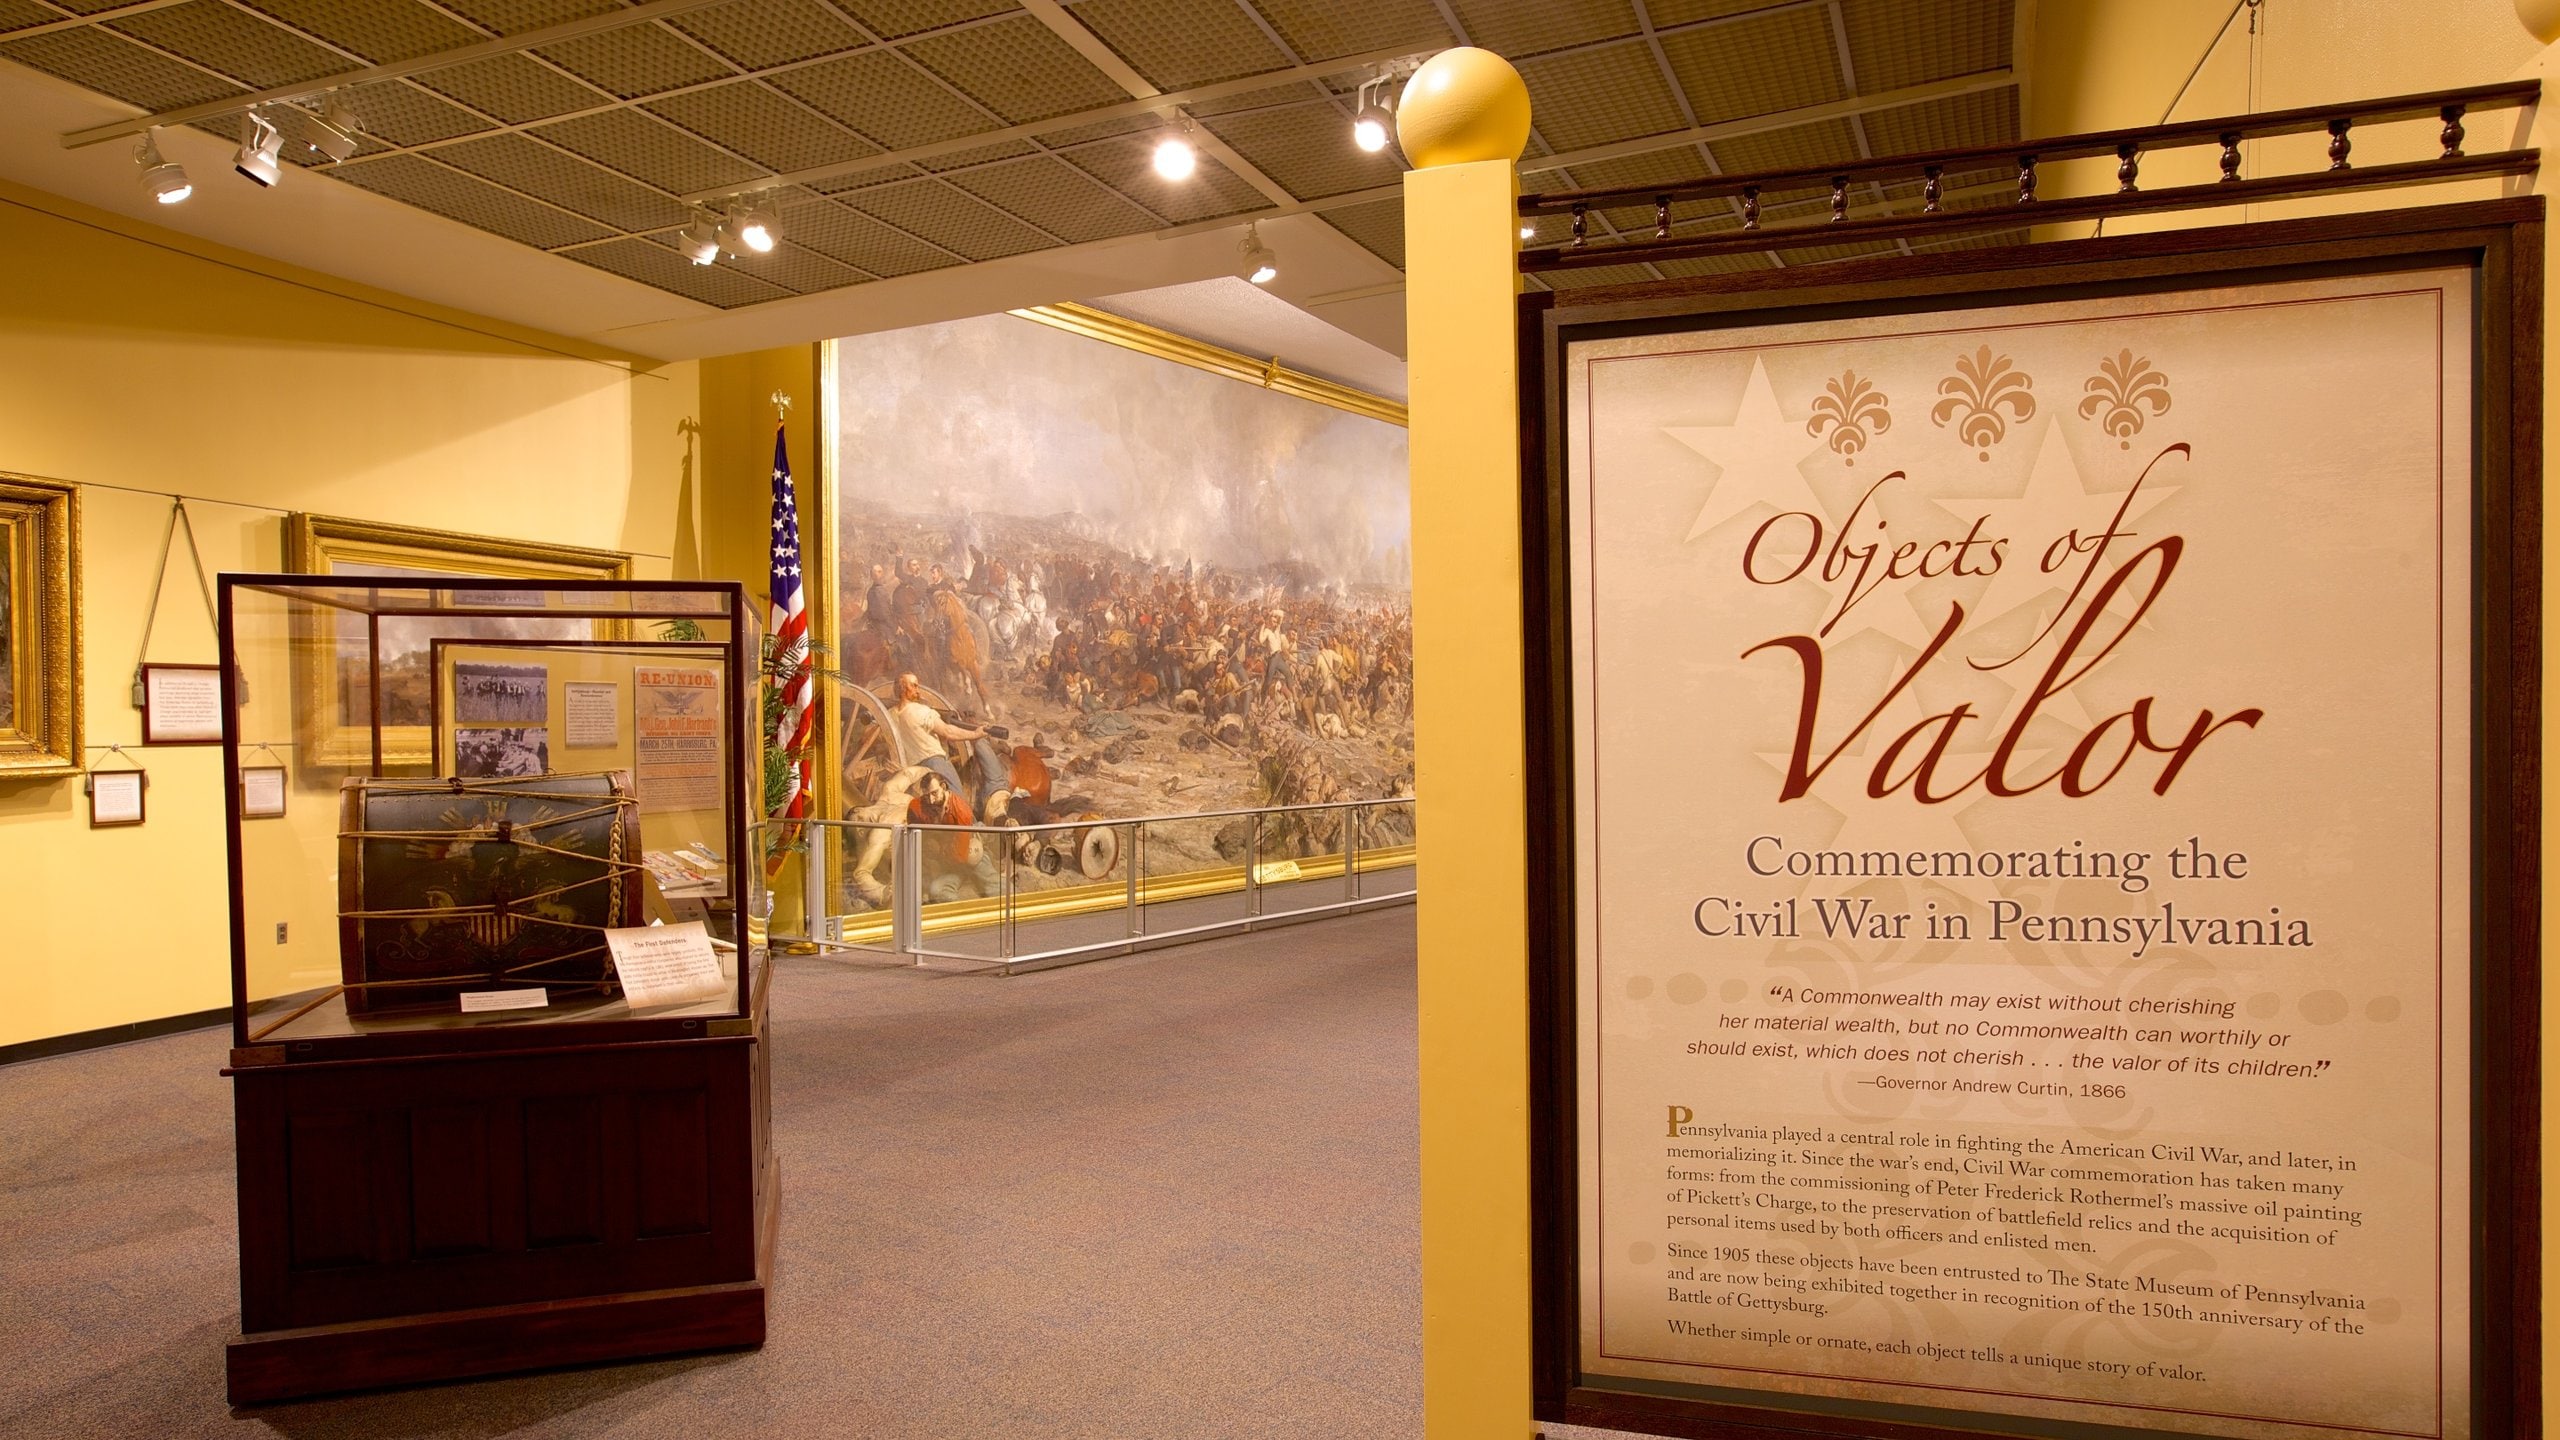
[767,423,812,858]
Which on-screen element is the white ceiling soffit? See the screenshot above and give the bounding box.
[1086,275,1407,400]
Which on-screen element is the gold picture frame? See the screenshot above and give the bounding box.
[285,514,631,768]
[0,474,83,780]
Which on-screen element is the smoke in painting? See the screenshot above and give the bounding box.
[828,310,1412,907]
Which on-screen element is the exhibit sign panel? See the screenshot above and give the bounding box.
[1527,216,2538,1440]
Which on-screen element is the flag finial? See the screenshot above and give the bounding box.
[770,389,791,421]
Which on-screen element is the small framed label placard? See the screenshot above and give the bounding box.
[239,764,287,819]
[87,768,145,828]
[139,663,224,745]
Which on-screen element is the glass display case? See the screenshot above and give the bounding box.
[220,576,764,1050]
[215,575,774,1402]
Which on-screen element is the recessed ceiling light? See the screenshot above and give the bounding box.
[134,131,189,205]
[1519,224,1536,241]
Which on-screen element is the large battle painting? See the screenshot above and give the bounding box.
[828,311,1412,903]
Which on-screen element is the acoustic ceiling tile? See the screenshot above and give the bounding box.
[1204,101,1402,202]
[1858,86,2018,157]
[781,198,960,276]
[842,177,1054,260]
[531,107,771,194]
[807,164,925,195]
[1645,0,1783,22]
[331,153,618,250]
[1535,262,1658,288]
[945,155,1159,242]
[1659,6,1843,126]
[767,49,991,149]
[829,0,1017,41]
[435,130,694,232]
[536,20,737,99]
[412,51,611,124]
[1841,0,2009,93]
[1320,195,1402,268]
[1190,81,1316,117]
[1535,146,1705,193]
[107,1,346,89]
[1712,118,1860,178]
[721,236,871,293]
[1654,251,1775,278]
[919,138,1040,171]
[1246,0,1453,61]
[1041,110,1159,145]
[902,14,1129,124]
[0,27,243,112]
[1515,43,1687,153]
[230,0,483,65]
[433,0,623,34]
[341,79,494,147]
[567,234,795,307]
[646,80,882,175]
[0,0,66,30]
[1070,0,1290,90]
[669,0,868,70]
[1063,131,1265,225]
[1444,0,1637,57]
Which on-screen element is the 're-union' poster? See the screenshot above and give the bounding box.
[1568,270,2472,1439]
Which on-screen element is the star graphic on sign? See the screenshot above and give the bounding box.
[1665,356,1831,544]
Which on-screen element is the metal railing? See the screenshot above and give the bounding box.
[760,797,1416,975]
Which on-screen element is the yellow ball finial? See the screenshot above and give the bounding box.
[1396,47,1532,169]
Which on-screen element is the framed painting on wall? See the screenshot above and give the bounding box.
[1522,201,2540,1440]
[284,514,630,769]
[0,474,82,780]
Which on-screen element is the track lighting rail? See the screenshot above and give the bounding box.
[1518,80,2541,273]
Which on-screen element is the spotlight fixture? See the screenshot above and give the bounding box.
[1519,223,1535,241]
[1236,222,1277,286]
[1351,76,1394,154]
[303,97,360,163]
[1151,119,1197,182]
[134,130,190,205]
[717,196,779,255]
[233,109,284,188]
[678,213,722,266]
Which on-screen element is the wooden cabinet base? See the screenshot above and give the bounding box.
[228,1156,778,1405]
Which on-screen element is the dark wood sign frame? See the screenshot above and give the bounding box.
[1519,199,2542,1440]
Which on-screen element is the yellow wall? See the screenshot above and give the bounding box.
[0,178,722,1049]
[697,344,823,922]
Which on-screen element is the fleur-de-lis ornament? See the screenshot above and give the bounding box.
[1804,369,1891,465]
[2078,348,2172,448]
[1929,345,2036,460]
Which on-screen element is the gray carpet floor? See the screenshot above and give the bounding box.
[0,909,1424,1439]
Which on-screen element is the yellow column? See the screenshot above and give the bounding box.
[1399,49,1536,1440]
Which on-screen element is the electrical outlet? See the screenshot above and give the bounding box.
[275,922,288,944]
